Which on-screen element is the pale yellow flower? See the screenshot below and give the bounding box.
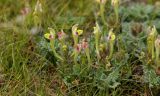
[95,0,107,4]
[111,0,119,7]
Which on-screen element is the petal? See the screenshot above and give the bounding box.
[111,35,116,40]
[77,30,83,35]
[44,33,50,39]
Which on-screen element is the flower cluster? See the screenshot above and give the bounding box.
[44,23,116,69]
[44,28,63,61]
[147,26,160,67]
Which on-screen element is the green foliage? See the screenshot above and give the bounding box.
[144,65,160,87]
[1,0,160,96]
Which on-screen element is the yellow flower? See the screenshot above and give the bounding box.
[77,30,83,36]
[44,28,63,61]
[93,22,101,34]
[72,24,83,36]
[108,29,115,41]
[44,28,55,40]
[44,33,54,40]
[44,33,51,39]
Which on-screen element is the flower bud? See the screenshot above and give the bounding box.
[111,0,120,24]
[34,0,43,15]
[147,26,157,59]
[111,0,119,7]
[95,0,107,4]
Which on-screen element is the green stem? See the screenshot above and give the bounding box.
[114,7,119,25]
[50,40,63,61]
[151,42,155,59]
[155,47,159,66]
[147,41,152,56]
[74,50,78,64]
[108,41,114,60]
[73,36,78,47]
[95,34,100,59]
[96,44,100,59]
[100,4,108,27]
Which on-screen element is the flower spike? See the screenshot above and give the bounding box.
[44,28,63,61]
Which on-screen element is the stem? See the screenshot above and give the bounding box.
[95,33,101,60]
[151,42,155,59]
[114,7,119,25]
[147,41,152,56]
[108,41,114,59]
[155,47,159,66]
[100,4,108,27]
[85,48,91,68]
[73,36,78,47]
[50,40,63,61]
[74,50,78,65]
[96,44,100,59]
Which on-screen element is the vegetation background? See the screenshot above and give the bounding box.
[0,0,160,96]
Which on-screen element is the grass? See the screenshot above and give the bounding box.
[0,0,160,95]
